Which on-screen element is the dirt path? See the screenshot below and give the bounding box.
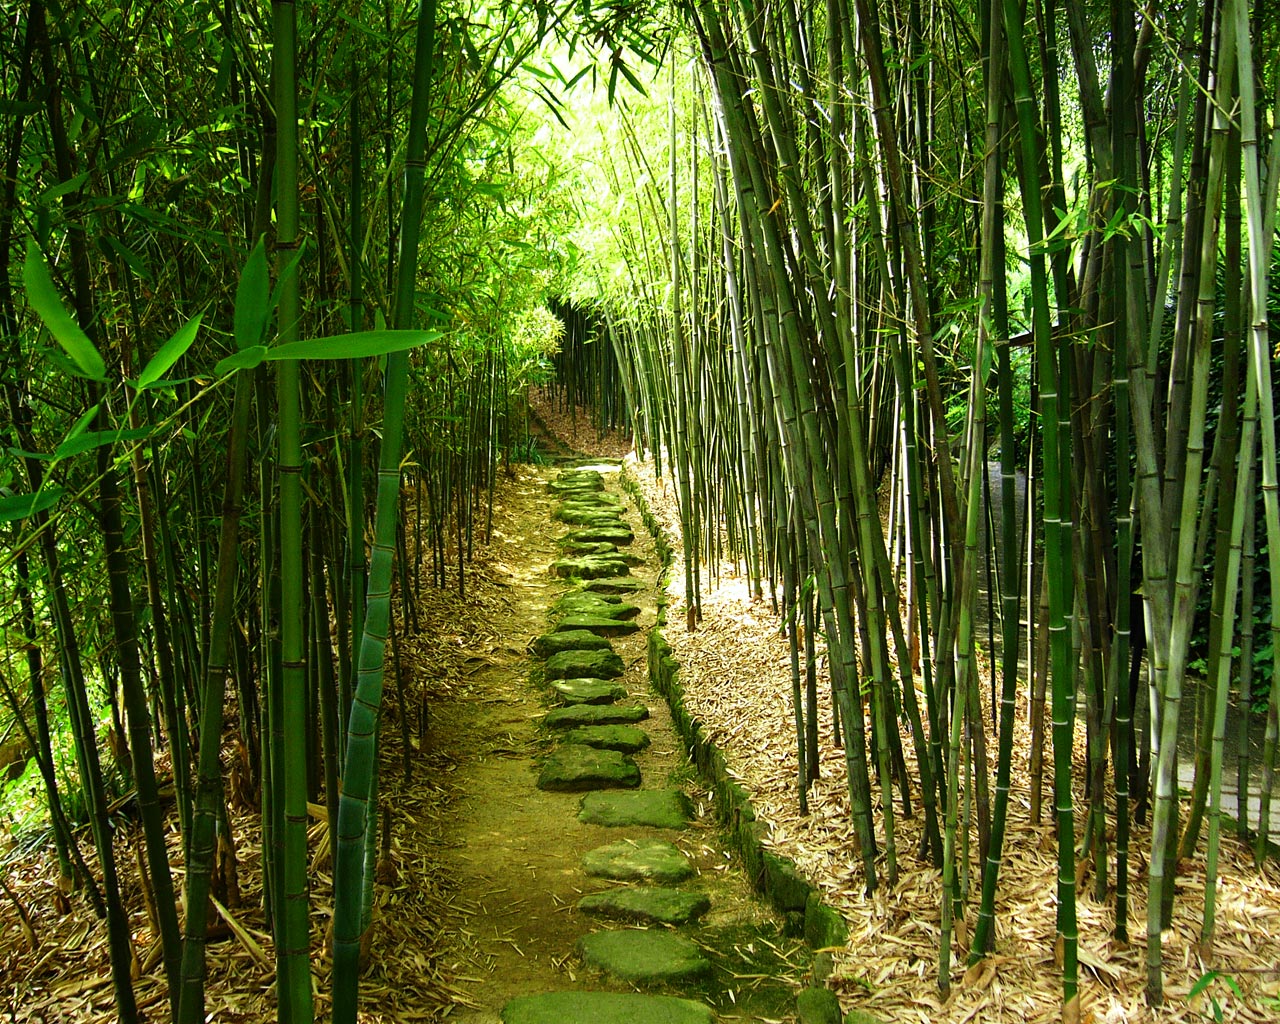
[422,460,809,1023]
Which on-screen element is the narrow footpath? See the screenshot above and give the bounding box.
[431,461,812,1024]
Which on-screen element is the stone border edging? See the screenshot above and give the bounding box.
[619,469,849,955]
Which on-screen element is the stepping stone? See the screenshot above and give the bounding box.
[562,724,651,753]
[559,540,618,556]
[564,525,634,545]
[578,888,711,926]
[584,577,645,595]
[543,704,650,729]
[551,678,628,705]
[554,592,641,620]
[579,790,694,829]
[559,492,624,510]
[545,648,625,680]
[583,838,695,883]
[554,508,626,527]
[502,991,714,1024]
[553,556,632,579]
[556,614,641,637]
[549,474,604,492]
[796,987,843,1024]
[577,929,711,985]
[531,630,614,658]
[537,745,640,791]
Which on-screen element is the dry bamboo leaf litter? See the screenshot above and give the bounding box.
[624,450,1280,1024]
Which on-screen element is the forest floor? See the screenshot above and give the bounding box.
[4,394,1280,1023]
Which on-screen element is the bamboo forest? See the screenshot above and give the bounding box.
[3,0,1280,1020]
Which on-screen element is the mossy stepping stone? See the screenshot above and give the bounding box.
[564,525,634,545]
[555,614,641,637]
[554,508,625,527]
[550,678,628,705]
[562,724,651,753]
[553,556,632,579]
[554,592,641,620]
[559,492,624,509]
[559,540,619,556]
[578,888,710,926]
[545,648,625,680]
[579,790,694,829]
[531,630,614,658]
[577,929,711,985]
[548,474,604,493]
[583,839,695,883]
[584,577,645,595]
[537,745,640,791]
[543,704,650,729]
[502,991,713,1024]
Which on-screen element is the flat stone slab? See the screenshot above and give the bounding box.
[543,704,650,729]
[531,630,614,658]
[553,556,632,579]
[579,790,694,829]
[554,592,641,620]
[556,614,641,637]
[577,929,711,985]
[559,540,619,556]
[502,991,713,1024]
[538,745,640,792]
[548,475,604,494]
[583,839,695,883]
[584,577,645,595]
[551,678,628,705]
[554,508,626,528]
[564,525,634,545]
[562,724,651,753]
[545,648,625,680]
[559,492,624,509]
[578,888,710,926]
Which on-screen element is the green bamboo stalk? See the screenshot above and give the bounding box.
[1002,0,1077,1005]
[333,1,437,1018]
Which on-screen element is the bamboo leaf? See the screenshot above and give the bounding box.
[264,329,441,362]
[234,238,271,350]
[23,242,108,382]
[215,345,269,376]
[0,488,63,522]
[53,427,152,461]
[139,315,202,389]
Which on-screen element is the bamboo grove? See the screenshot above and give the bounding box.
[561,0,1280,1012]
[0,1,655,1021]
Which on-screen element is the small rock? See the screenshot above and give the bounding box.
[542,704,650,729]
[843,1011,884,1024]
[578,888,710,926]
[537,745,640,791]
[796,987,842,1024]
[531,630,614,658]
[545,648,625,680]
[804,892,848,950]
[561,725,651,753]
[579,790,694,829]
[577,929,710,985]
[550,678,628,705]
[583,838,695,883]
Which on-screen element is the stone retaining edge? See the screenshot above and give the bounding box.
[620,468,849,952]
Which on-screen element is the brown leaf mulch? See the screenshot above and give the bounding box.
[618,446,1280,1023]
